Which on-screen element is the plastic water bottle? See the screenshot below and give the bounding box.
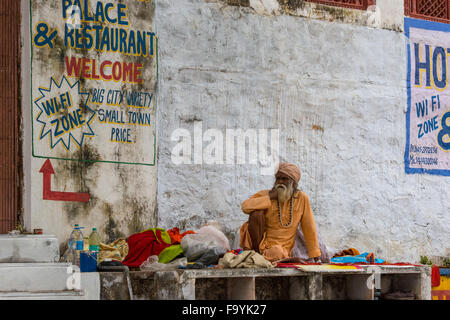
[68,224,79,265]
[75,226,84,251]
[68,224,77,264]
[88,228,100,252]
[68,224,84,266]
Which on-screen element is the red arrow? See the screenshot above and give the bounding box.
[39,159,90,202]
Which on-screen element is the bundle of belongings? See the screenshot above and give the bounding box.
[330,248,385,264]
[178,224,230,269]
[122,227,195,269]
[98,239,129,264]
[99,221,276,271]
[218,250,274,269]
[275,246,401,271]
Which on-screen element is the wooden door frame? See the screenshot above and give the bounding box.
[0,0,23,233]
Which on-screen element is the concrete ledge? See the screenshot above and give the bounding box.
[0,291,85,300]
[80,272,101,300]
[98,265,431,300]
[0,235,60,263]
[0,263,72,292]
[0,268,101,300]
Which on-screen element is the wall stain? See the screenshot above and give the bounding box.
[281,0,305,11]
[178,215,206,231]
[218,0,389,31]
[312,124,324,132]
[57,144,101,221]
[104,203,125,243]
[114,160,154,235]
[181,115,203,123]
[126,200,147,235]
[34,34,66,75]
[225,0,250,7]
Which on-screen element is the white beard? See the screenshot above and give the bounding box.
[275,183,294,204]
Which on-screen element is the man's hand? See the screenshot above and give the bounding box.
[307,257,321,264]
[269,188,278,200]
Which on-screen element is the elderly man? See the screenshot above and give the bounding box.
[240,162,321,262]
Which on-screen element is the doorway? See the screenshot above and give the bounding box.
[0,0,22,233]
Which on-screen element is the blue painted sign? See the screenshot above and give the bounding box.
[405,18,450,176]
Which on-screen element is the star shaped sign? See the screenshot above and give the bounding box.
[34,76,96,151]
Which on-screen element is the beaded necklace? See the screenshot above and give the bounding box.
[278,197,293,228]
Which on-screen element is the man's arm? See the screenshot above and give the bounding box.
[242,191,275,253]
[241,191,272,214]
[300,193,321,259]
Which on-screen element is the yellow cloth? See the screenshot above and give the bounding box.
[98,239,129,263]
[240,190,321,262]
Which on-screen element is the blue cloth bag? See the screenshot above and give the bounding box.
[331,252,384,264]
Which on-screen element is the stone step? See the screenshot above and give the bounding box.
[0,263,72,292]
[0,290,85,300]
[0,235,60,263]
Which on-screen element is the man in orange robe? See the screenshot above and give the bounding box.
[240,162,321,262]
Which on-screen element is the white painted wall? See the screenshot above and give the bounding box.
[156,0,450,262]
[18,0,448,262]
[370,0,405,31]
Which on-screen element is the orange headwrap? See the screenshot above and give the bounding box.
[276,162,301,184]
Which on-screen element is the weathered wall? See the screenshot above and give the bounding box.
[156,0,450,262]
[21,0,158,250]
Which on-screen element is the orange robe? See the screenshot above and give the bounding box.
[240,190,321,262]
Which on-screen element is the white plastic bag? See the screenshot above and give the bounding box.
[181,225,231,262]
[140,255,187,271]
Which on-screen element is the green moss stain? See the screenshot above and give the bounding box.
[225,0,250,7]
[104,203,125,243]
[314,3,356,21]
[34,34,66,75]
[126,200,147,235]
[281,0,305,11]
[57,143,101,220]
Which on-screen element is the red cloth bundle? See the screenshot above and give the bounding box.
[167,227,195,245]
[122,229,172,268]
